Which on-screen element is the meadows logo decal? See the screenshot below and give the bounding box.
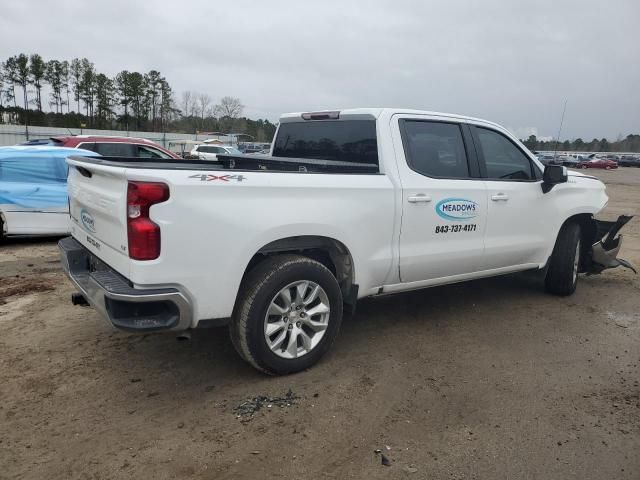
[435,198,479,221]
[80,209,96,233]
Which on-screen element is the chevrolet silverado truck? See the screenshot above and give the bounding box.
[59,108,635,375]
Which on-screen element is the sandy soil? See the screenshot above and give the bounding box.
[1,168,638,479]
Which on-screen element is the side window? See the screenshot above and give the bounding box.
[94,143,135,157]
[76,142,98,152]
[401,120,470,178]
[475,128,536,181]
[136,145,172,159]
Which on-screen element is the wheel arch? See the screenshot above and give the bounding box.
[0,210,7,240]
[551,213,597,271]
[242,235,356,304]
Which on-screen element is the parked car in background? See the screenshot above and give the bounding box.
[537,154,555,165]
[48,135,179,159]
[619,155,640,167]
[562,155,581,168]
[189,144,242,160]
[239,143,272,154]
[577,158,618,169]
[19,139,53,146]
[0,146,99,239]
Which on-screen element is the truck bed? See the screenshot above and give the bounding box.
[68,154,380,174]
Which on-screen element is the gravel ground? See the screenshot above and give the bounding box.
[1,168,639,479]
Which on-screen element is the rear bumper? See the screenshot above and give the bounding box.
[58,237,192,331]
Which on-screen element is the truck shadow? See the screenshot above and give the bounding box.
[90,271,548,393]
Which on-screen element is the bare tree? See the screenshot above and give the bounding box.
[214,96,243,119]
[197,92,212,125]
[180,90,195,117]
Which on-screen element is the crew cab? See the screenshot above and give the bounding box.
[50,135,179,159]
[59,108,635,374]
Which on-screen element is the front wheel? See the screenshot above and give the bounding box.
[230,254,343,375]
[545,222,581,296]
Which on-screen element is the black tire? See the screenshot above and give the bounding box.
[545,222,581,296]
[230,254,343,375]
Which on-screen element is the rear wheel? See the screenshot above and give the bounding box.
[230,254,343,375]
[545,222,581,296]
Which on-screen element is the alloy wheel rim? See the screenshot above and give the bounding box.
[264,280,330,359]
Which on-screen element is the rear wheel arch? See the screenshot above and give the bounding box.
[241,236,356,301]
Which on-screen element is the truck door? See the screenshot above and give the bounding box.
[394,118,488,282]
[469,125,549,270]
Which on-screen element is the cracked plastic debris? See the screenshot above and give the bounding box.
[588,215,636,274]
[233,389,298,419]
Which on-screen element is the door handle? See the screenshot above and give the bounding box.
[491,193,509,201]
[408,194,432,203]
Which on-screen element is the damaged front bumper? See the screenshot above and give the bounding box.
[587,215,636,274]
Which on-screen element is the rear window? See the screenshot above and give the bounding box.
[273,120,378,165]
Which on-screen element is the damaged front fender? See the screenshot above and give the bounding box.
[587,215,636,274]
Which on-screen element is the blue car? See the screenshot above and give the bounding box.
[0,146,99,239]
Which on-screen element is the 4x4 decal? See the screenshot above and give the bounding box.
[189,174,246,182]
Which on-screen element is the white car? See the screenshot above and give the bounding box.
[189,144,242,160]
[60,108,634,374]
[0,146,99,239]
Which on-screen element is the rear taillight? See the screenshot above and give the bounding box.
[127,181,169,260]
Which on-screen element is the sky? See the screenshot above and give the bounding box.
[1,0,639,140]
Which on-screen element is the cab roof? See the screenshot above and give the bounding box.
[279,108,502,129]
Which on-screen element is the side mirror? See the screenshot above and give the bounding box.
[542,165,568,193]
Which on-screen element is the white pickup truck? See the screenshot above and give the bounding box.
[59,108,634,374]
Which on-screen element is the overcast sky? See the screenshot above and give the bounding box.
[1,0,638,140]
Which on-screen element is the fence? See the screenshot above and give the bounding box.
[0,124,235,151]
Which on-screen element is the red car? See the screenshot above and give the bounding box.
[49,135,180,159]
[577,158,618,170]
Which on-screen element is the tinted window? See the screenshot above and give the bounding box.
[76,142,97,152]
[402,121,470,178]
[0,156,66,183]
[476,128,535,180]
[95,143,135,157]
[273,120,378,165]
[136,145,172,159]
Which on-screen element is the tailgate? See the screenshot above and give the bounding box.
[66,158,131,278]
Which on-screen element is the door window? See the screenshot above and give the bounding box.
[94,143,135,157]
[135,145,173,159]
[475,128,538,181]
[401,121,471,178]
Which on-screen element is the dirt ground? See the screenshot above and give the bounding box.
[1,169,639,480]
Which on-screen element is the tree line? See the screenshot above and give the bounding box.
[0,53,276,142]
[522,134,640,153]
